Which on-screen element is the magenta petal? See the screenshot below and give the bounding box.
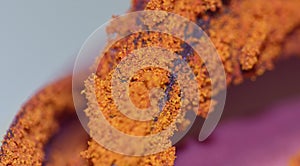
[176,97,300,166]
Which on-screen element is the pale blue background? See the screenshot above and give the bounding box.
[0,1,130,139]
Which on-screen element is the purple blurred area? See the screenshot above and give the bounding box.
[175,58,300,166]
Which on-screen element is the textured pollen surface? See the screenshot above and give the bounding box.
[83,0,300,165]
[0,77,78,165]
[82,70,179,165]
[1,0,300,165]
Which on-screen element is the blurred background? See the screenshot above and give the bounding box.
[0,0,130,138]
[1,1,300,165]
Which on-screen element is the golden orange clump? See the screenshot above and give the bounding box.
[290,153,300,166]
[0,77,87,165]
[82,0,300,165]
[1,0,300,166]
[82,141,176,166]
[83,0,300,165]
[207,0,300,83]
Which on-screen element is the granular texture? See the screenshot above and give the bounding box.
[1,0,300,165]
[83,0,300,165]
[0,77,83,165]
